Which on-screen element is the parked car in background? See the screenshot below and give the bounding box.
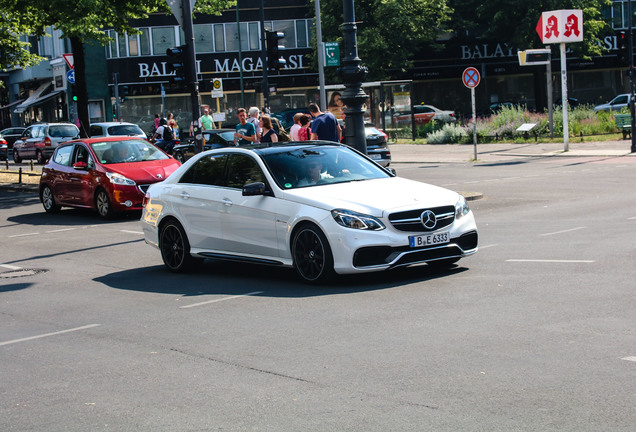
[412,104,456,123]
[0,135,8,161]
[594,94,632,112]
[0,127,26,149]
[340,123,392,167]
[141,142,478,283]
[39,137,180,218]
[171,129,235,163]
[90,122,147,139]
[392,106,435,125]
[13,123,80,164]
[272,109,311,129]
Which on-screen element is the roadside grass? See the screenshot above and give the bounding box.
[0,169,41,184]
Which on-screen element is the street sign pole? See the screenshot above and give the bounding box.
[471,87,477,160]
[462,67,481,160]
[560,42,569,152]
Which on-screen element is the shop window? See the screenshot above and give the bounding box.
[118,32,127,57]
[152,27,176,57]
[214,24,226,52]
[128,34,139,56]
[139,29,151,55]
[194,24,214,53]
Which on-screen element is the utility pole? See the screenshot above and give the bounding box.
[629,0,636,153]
[260,1,269,110]
[339,0,367,154]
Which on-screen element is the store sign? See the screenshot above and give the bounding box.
[536,9,583,44]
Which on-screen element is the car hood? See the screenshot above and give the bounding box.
[281,176,460,217]
[107,159,181,183]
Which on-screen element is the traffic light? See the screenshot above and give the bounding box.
[71,84,78,102]
[618,31,628,65]
[166,46,187,84]
[119,85,129,104]
[266,31,286,70]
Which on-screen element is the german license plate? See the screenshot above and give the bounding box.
[409,231,450,248]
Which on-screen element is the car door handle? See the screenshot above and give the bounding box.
[222,198,233,207]
[180,191,190,200]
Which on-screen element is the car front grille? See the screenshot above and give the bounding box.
[388,205,455,232]
[353,230,478,268]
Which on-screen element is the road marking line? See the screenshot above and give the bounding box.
[0,324,101,347]
[622,356,636,362]
[180,291,264,309]
[8,232,39,238]
[629,217,636,220]
[540,226,586,236]
[46,228,76,233]
[120,230,144,235]
[479,244,498,249]
[507,259,594,263]
[1,264,22,270]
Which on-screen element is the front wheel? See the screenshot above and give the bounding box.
[41,185,61,213]
[159,220,197,272]
[292,225,334,284]
[95,189,114,219]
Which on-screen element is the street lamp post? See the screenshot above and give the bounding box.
[338,0,367,154]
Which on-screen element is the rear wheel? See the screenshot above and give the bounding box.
[13,149,21,163]
[159,220,197,272]
[41,185,61,213]
[292,224,334,284]
[95,189,114,219]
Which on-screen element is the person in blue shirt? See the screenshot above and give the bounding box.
[308,102,342,142]
[234,108,257,145]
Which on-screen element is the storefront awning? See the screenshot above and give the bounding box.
[14,82,52,113]
[0,99,26,111]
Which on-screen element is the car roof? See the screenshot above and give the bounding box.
[61,136,149,144]
[91,122,140,127]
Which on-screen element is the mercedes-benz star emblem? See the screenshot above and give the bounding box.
[420,210,437,229]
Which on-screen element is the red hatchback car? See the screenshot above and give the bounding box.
[39,137,181,218]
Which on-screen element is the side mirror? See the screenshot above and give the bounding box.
[242,182,270,196]
[73,161,88,170]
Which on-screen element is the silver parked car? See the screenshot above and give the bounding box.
[593,94,633,112]
[90,122,147,139]
[13,123,80,164]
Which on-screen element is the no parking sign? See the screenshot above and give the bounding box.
[462,67,480,88]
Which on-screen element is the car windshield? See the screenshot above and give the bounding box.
[107,125,144,136]
[262,145,390,190]
[49,125,79,138]
[90,139,169,164]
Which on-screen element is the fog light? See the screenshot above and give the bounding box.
[124,200,133,207]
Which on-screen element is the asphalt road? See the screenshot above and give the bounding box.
[1,153,635,431]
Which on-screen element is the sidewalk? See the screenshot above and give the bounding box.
[389,140,636,164]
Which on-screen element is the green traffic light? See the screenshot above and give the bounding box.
[72,95,78,102]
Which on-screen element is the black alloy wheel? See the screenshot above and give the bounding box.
[95,189,114,219]
[41,185,61,213]
[292,225,334,284]
[159,220,197,272]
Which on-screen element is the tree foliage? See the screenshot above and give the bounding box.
[315,0,453,81]
[448,0,613,57]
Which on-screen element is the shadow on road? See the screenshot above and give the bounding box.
[94,260,469,298]
[6,208,142,227]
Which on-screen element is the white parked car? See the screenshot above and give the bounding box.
[90,122,147,139]
[415,104,457,123]
[593,94,632,112]
[141,143,478,283]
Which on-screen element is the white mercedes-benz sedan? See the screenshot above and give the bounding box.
[141,142,478,283]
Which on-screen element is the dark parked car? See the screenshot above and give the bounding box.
[13,123,80,164]
[272,109,311,129]
[0,127,26,149]
[340,124,392,167]
[171,129,235,163]
[39,137,181,218]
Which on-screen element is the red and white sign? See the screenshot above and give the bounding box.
[462,67,480,88]
[536,9,583,44]
[63,54,75,69]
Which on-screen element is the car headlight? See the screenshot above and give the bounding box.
[331,209,385,230]
[106,172,136,186]
[455,195,470,219]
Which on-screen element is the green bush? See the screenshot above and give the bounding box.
[425,123,467,144]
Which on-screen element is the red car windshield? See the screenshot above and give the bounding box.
[90,140,169,164]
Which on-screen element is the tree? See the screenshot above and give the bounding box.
[3,0,235,135]
[315,0,453,81]
[448,0,612,58]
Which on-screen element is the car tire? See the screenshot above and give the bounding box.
[174,151,185,163]
[13,149,21,163]
[95,189,114,219]
[159,220,198,272]
[36,150,45,165]
[41,185,61,213]
[292,224,334,284]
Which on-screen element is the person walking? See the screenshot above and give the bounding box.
[247,106,262,143]
[290,112,304,141]
[259,115,278,144]
[199,107,215,132]
[308,102,341,142]
[234,108,257,145]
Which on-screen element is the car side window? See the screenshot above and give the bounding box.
[52,145,73,166]
[73,144,94,168]
[179,154,228,186]
[226,154,265,189]
[23,128,33,139]
[90,125,102,136]
[33,126,44,139]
